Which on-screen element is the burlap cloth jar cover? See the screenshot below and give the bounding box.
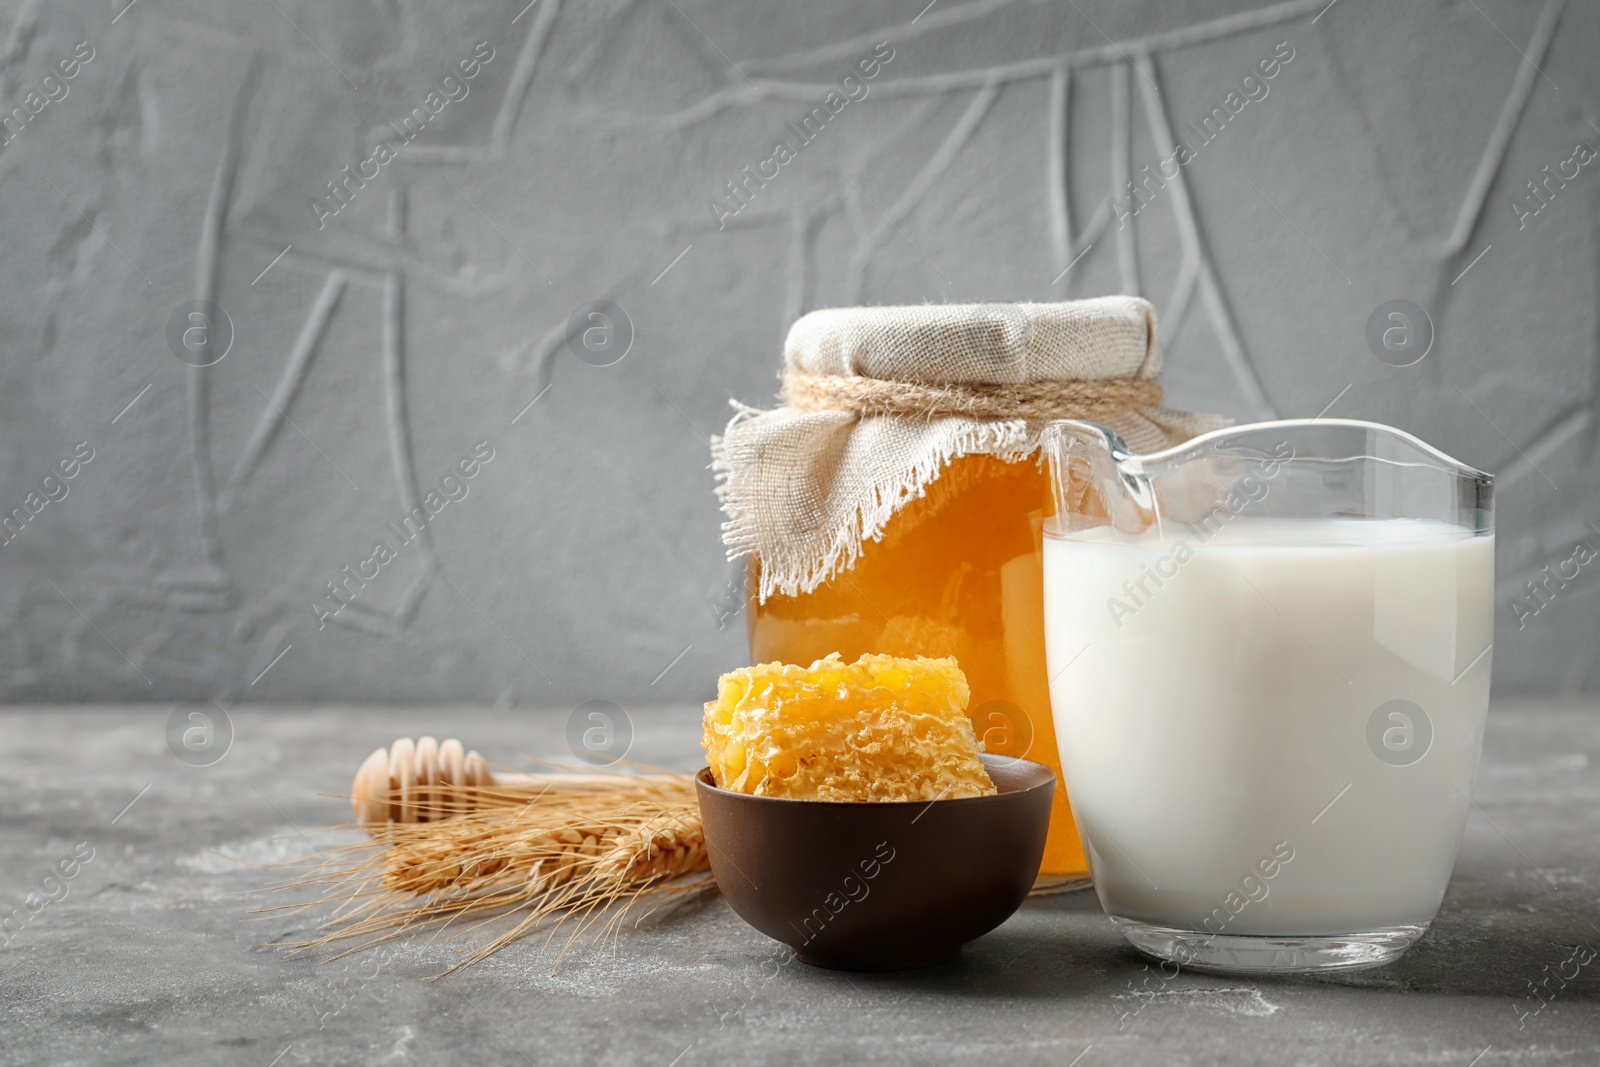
[713,297,1225,601]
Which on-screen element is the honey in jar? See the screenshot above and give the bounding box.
[748,453,1090,889]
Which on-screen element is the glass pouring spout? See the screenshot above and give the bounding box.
[1041,420,1157,536]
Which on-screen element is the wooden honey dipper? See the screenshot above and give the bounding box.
[351,736,664,828]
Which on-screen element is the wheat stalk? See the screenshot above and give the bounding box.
[256,767,711,975]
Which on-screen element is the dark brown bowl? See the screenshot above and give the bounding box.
[695,754,1054,970]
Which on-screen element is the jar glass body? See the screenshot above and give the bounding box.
[747,453,1089,890]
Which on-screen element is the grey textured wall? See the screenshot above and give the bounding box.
[2,0,1596,707]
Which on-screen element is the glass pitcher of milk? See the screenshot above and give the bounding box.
[1040,418,1493,973]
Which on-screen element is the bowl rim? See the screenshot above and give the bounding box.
[694,754,1056,808]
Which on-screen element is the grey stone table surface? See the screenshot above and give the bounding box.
[1,700,1597,1067]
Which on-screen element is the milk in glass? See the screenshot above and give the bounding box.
[1043,517,1494,935]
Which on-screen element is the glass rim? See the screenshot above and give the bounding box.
[1045,417,1493,485]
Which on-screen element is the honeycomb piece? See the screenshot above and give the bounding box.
[702,652,996,802]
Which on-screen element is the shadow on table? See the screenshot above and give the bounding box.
[828,872,1599,1004]
[816,889,1117,1002]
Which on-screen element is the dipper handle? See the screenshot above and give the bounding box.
[351,736,657,827]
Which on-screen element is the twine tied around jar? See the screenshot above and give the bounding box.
[780,370,1164,423]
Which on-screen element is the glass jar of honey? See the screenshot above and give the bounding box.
[715,298,1218,893]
